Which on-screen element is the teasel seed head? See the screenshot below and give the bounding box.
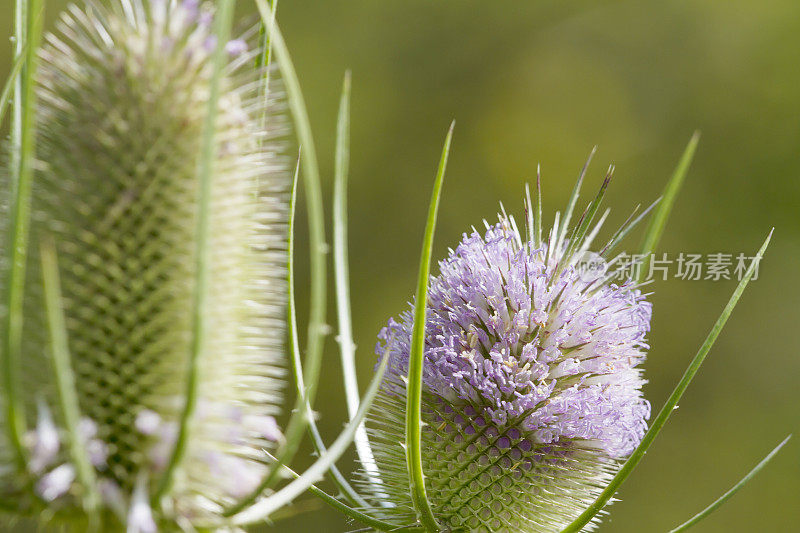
[0,0,289,528]
[363,185,651,532]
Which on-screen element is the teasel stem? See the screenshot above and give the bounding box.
[223,3,333,514]
[255,0,278,137]
[3,0,44,472]
[40,237,101,527]
[406,122,454,532]
[154,0,236,502]
[0,48,27,128]
[333,70,384,500]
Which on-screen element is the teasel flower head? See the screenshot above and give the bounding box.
[364,170,652,531]
[0,0,288,528]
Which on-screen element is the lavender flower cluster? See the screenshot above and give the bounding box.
[378,214,652,460]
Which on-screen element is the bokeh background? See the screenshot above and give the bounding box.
[1,0,798,531]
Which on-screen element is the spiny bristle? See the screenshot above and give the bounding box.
[1,0,289,527]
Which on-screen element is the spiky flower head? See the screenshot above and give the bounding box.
[1,0,287,528]
[365,175,651,531]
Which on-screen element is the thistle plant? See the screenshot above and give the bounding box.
[365,169,653,531]
[0,0,790,531]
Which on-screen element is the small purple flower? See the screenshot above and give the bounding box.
[27,401,60,475]
[180,0,200,20]
[134,409,162,436]
[244,414,283,442]
[127,477,157,533]
[203,35,218,53]
[36,464,76,502]
[225,38,248,57]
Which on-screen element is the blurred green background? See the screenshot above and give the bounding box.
[1,0,798,531]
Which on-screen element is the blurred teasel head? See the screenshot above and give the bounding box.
[365,167,652,531]
[0,0,289,528]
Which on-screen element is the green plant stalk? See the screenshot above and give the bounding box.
[154,0,236,502]
[669,435,791,532]
[405,123,454,532]
[40,238,101,527]
[0,49,27,129]
[3,0,43,471]
[560,229,773,533]
[332,70,383,498]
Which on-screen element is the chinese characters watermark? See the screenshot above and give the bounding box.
[576,252,762,282]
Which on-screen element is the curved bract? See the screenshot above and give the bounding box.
[363,177,652,532]
[0,0,288,528]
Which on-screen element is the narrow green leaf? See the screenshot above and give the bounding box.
[637,132,700,281]
[231,346,392,525]
[332,70,381,495]
[40,237,101,526]
[256,1,328,407]
[2,0,44,471]
[524,183,535,248]
[255,0,277,71]
[154,0,236,501]
[560,229,773,533]
[0,47,27,129]
[669,435,791,532]
[406,122,455,533]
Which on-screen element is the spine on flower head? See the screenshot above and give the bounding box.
[0,0,288,528]
[360,173,652,532]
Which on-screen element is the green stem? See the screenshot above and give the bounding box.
[2,0,43,472]
[406,123,455,532]
[40,238,101,528]
[332,70,382,496]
